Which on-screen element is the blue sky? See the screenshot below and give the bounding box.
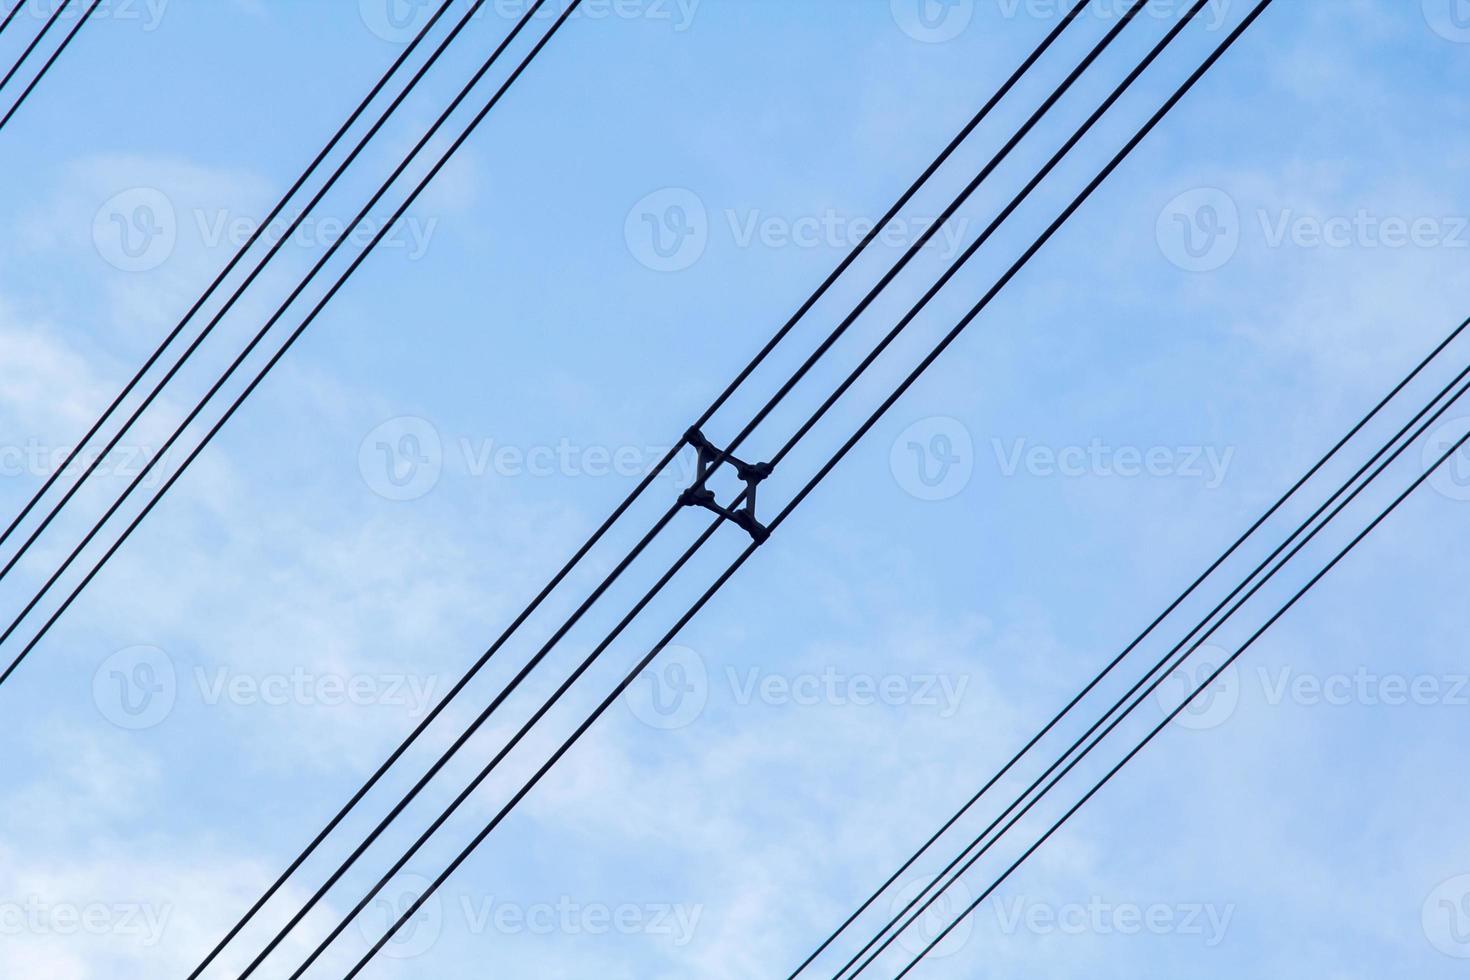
[1,0,1469,976]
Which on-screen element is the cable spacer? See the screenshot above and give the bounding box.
[679,427,773,544]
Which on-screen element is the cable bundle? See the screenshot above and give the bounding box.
[0,0,99,131]
[12,2,1448,977]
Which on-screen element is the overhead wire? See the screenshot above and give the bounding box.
[891,373,1470,979]
[228,3,1182,970]
[0,0,99,132]
[0,0,562,688]
[843,326,1470,977]
[782,302,1469,976]
[186,2,1109,970]
[334,1,1278,973]
[0,0,459,566]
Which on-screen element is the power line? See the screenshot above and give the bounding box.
[0,0,98,132]
[788,311,1470,977]
[893,379,1470,978]
[234,3,1165,968]
[0,0,559,688]
[0,0,71,98]
[844,334,1470,977]
[0,0,27,41]
[0,0,67,93]
[186,2,1103,970]
[0,0,465,583]
[342,2,1274,972]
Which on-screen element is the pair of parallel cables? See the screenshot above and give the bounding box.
[188,1,1282,975]
[0,0,99,132]
[0,0,578,684]
[800,303,1470,978]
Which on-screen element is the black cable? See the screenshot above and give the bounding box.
[285,513,726,977]
[0,0,463,583]
[765,0,1206,478]
[701,0,1103,464]
[347,1,1273,971]
[186,5,1101,969]
[0,0,98,133]
[239,3,1154,966]
[895,385,1470,978]
[0,0,26,42]
[0,0,68,97]
[846,339,1470,977]
[0,0,557,689]
[790,308,1470,978]
[235,508,686,976]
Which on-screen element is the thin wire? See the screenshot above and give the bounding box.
[0,0,556,689]
[790,308,1470,977]
[709,0,1099,465]
[284,514,726,978]
[767,0,1207,477]
[243,3,1150,964]
[896,396,1470,978]
[0,0,68,97]
[186,4,1101,968]
[0,0,464,582]
[347,1,1272,970]
[848,345,1470,977]
[0,0,100,133]
[0,0,27,42]
[235,508,684,976]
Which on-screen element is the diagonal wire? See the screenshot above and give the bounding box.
[790,308,1470,977]
[846,340,1470,977]
[0,0,99,133]
[894,389,1470,978]
[0,0,27,41]
[0,0,465,583]
[0,0,556,689]
[185,3,1101,970]
[0,0,69,97]
[344,1,1274,972]
[231,2,1157,968]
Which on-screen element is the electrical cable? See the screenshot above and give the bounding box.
[0,0,99,133]
[338,1,1275,972]
[0,0,463,580]
[0,0,559,689]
